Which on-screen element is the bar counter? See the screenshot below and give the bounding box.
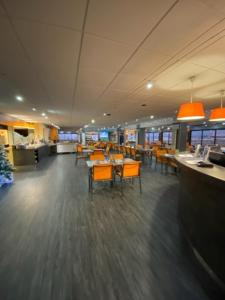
[176,156,225,292]
[12,144,56,166]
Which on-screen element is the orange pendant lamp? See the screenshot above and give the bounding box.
[209,90,225,122]
[177,77,205,121]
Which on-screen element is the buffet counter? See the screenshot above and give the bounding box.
[176,155,225,291]
[56,143,76,153]
[12,144,56,166]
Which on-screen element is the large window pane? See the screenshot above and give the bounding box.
[163,131,172,144]
[202,130,215,146]
[216,129,225,145]
[191,130,202,145]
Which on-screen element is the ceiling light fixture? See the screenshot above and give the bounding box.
[32,108,36,111]
[209,90,225,122]
[91,119,95,124]
[16,95,23,102]
[41,112,46,116]
[150,115,154,119]
[146,81,153,90]
[177,76,205,121]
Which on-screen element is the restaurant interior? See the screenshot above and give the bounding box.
[0,1,225,300]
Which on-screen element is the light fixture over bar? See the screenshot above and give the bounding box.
[177,76,205,121]
[209,90,225,122]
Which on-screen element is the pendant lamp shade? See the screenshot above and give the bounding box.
[177,102,205,121]
[209,91,225,122]
[209,107,225,122]
[177,76,205,121]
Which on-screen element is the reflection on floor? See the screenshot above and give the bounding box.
[0,154,211,300]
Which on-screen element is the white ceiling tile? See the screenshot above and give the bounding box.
[142,0,220,57]
[3,0,86,30]
[80,34,134,73]
[86,0,175,46]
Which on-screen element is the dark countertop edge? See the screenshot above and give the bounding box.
[175,155,225,182]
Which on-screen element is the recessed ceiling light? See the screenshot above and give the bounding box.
[16,95,23,102]
[136,119,139,122]
[91,119,95,124]
[151,127,155,130]
[32,108,36,111]
[167,127,170,130]
[125,122,128,125]
[41,112,46,116]
[150,115,154,119]
[146,81,153,90]
[141,104,147,107]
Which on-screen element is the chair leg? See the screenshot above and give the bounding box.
[139,176,142,193]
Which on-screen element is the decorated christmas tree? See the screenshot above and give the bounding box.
[0,145,14,187]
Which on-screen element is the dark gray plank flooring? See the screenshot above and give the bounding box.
[0,154,210,300]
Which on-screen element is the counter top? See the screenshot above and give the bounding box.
[175,155,225,182]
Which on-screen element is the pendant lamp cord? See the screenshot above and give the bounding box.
[221,90,224,108]
[190,76,195,104]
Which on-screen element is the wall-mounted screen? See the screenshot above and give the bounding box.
[99,131,109,141]
[58,131,78,141]
[128,133,136,142]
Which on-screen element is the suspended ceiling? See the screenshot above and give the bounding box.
[1,0,225,128]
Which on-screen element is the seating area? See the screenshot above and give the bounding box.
[74,142,178,194]
[1,1,225,300]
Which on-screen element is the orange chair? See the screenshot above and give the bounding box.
[93,149,103,155]
[125,146,131,157]
[90,164,113,192]
[155,149,168,171]
[90,154,105,161]
[130,148,137,160]
[75,144,86,165]
[109,153,124,160]
[116,161,142,193]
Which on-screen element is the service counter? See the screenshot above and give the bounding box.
[176,156,225,291]
[12,144,56,166]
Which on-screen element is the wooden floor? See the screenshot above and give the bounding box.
[0,154,211,300]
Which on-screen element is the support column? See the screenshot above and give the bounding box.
[138,128,145,145]
[177,123,188,151]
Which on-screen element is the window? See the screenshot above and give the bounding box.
[202,130,215,146]
[163,131,172,144]
[191,130,202,145]
[147,132,160,143]
[215,129,225,145]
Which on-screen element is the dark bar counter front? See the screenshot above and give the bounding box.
[176,156,225,293]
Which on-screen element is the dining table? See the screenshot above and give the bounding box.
[86,158,136,190]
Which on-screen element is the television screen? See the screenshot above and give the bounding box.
[128,133,136,142]
[59,131,78,141]
[100,131,109,141]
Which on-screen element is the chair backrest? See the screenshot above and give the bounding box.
[110,153,124,160]
[93,164,113,181]
[122,162,140,178]
[156,149,167,158]
[167,149,176,155]
[125,147,131,154]
[131,148,136,156]
[77,145,83,153]
[90,154,105,161]
[93,149,103,155]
